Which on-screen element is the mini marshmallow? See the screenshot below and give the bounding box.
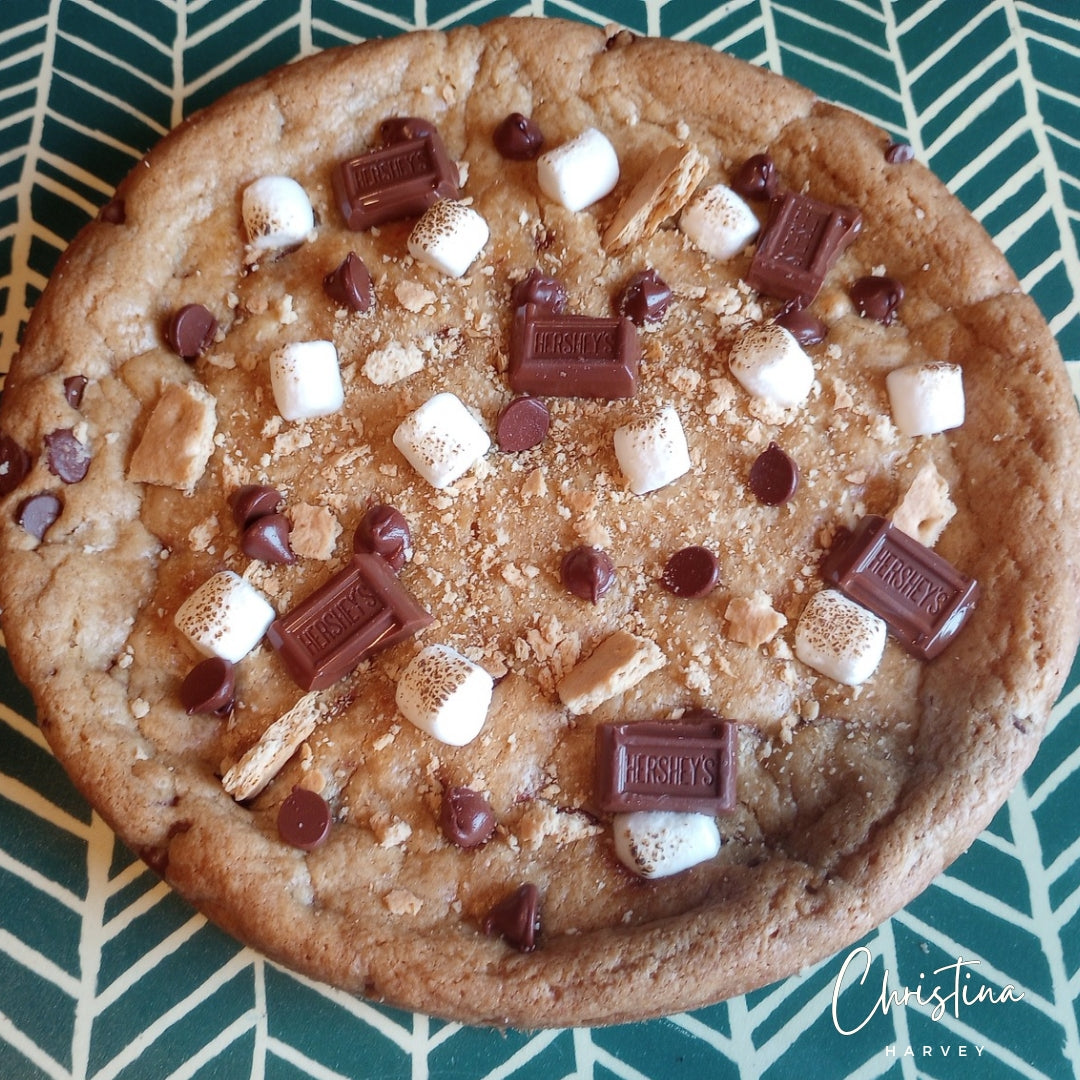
[537,127,620,212]
[886,362,965,437]
[396,643,494,746]
[408,199,489,278]
[174,571,275,664]
[269,340,344,421]
[679,183,759,260]
[795,588,886,686]
[729,323,815,408]
[242,176,314,252]
[393,392,491,488]
[612,811,721,879]
[613,405,691,495]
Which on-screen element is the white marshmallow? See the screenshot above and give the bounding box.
[886,362,965,437]
[269,340,344,421]
[729,323,815,408]
[408,199,489,278]
[174,571,275,664]
[537,127,620,212]
[396,644,494,746]
[392,392,491,489]
[795,588,886,686]
[613,405,691,495]
[242,176,314,252]
[612,811,721,879]
[679,183,759,260]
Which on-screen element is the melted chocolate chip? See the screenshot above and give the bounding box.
[242,513,295,564]
[511,268,567,313]
[44,429,90,484]
[732,153,779,201]
[440,786,496,848]
[277,787,332,851]
[354,504,412,572]
[661,546,720,598]
[749,442,800,505]
[483,883,540,952]
[179,656,235,715]
[885,141,915,164]
[560,546,615,604]
[618,268,672,325]
[850,275,905,325]
[493,112,545,160]
[0,434,31,497]
[230,485,283,530]
[379,116,436,143]
[97,197,126,224]
[497,396,550,452]
[324,252,375,313]
[775,305,827,346]
[166,304,218,360]
[63,375,88,409]
[16,493,62,540]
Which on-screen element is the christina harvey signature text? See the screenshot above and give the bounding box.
[831,946,1025,1035]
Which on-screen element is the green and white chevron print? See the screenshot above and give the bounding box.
[1,2,1078,1078]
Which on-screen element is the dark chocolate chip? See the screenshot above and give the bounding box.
[242,513,295,564]
[277,787,332,851]
[775,306,827,347]
[493,112,545,160]
[0,434,31,496]
[483,883,540,952]
[97,197,126,224]
[732,153,779,201]
[661,546,719,598]
[885,141,915,164]
[618,268,672,325]
[63,375,88,409]
[324,252,375,313]
[496,396,550,452]
[749,441,799,505]
[16,493,62,540]
[354,503,412,572]
[230,485,283,530]
[166,304,218,359]
[560,546,615,604]
[44,429,90,484]
[179,656,235,715]
[850,275,905,325]
[511,269,567,313]
[379,116,437,143]
[440,786,496,848]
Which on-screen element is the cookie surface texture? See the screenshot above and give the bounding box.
[1,18,1078,1027]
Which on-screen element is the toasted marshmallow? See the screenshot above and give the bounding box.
[886,362,965,437]
[396,644,494,746]
[613,405,691,495]
[729,323,815,408]
[408,199,489,278]
[175,571,275,663]
[795,588,886,686]
[269,340,344,421]
[679,183,759,260]
[613,811,721,879]
[537,127,620,212]
[393,392,491,488]
[242,176,314,252]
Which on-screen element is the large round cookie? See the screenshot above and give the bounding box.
[1,17,1078,1027]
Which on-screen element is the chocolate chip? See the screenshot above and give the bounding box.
[493,112,545,160]
[775,305,827,347]
[850,275,905,325]
[179,656,235,715]
[618,268,672,325]
[885,141,914,164]
[749,442,800,505]
[379,116,437,143]
[483,883,540,952]
[242,513,295,564]
[324,252,375,313]
[511,268,567,313]
[44,429,90,484]
[16,493,62,540]
[166,304,218,360]
[0,434,31,497]
[277,787,332,851]
[97,197,126,224]
[661,546,719,598]
[63,375,88,409]
[497,396,550,452]
[440,786,496,848]
[732,153,779,201]
[229,485,283,530]
[354,503,412,572]
[560,546,615,604]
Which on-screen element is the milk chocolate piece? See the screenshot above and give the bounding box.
[497,396,550,452]
[332,131,459,231]
[277,787,332,851]
[494,112,544,160]
[45,428,90,484]
[180,656,235,716]
[268,553,432,690]
[166,303,218,359]
[747,192,861,304]
[242,513,295,564]
[440,786,496,848]
[732,153,779,201]
[850,275,904,325]
[16,492,62,540]
[820,515,979,660]
[560,545,615,603]
[509,304,639,398]
[511,269,567,313]
[324,252,375,313]
[618,268,671,325]
[484,884,540,952]
[596,715,737,814]
[354,503,412,571]
[230,484,283,529]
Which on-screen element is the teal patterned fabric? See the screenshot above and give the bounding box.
[1,3,1078,1077]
